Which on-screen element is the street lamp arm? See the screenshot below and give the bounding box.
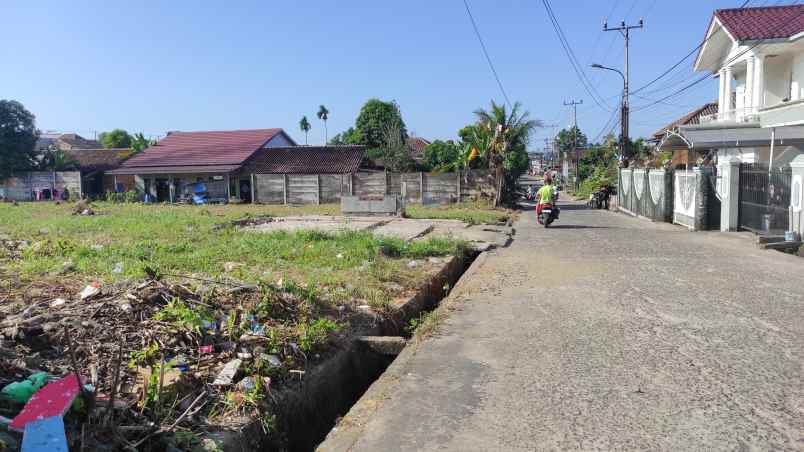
[590,64,625,84]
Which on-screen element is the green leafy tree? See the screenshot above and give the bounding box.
[0,100,38,179]
[422,140,463,172]
[354,99,407,149]
[130,133,155,153]
[473,101,540,206]
[328,127,360,145]
[554,126,588,157]
[99,129,132,149]
[316,105,329,144]
[37,148,78,171]
[299,116,312,145]
[377,118,416,172]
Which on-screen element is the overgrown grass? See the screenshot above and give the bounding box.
[0,201,465,295]
[405,200,511,225]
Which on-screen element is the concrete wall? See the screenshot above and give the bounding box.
[0,171,82,201]
[253,171,492,205]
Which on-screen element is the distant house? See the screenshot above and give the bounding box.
[652,102,718,168]
[407,136,431,163]
[37,133,102,151]
[64,148,137,196]
[108,129,365,203]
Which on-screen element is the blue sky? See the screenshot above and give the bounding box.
[2,1,753,150]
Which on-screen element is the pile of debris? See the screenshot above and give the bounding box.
[0,274,354,450]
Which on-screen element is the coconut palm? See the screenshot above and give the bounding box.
[316,105,330,144]
[473,101,541,206]
[299,116,311,145]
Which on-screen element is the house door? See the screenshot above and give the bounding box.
[239,179,252,203]
[738,163,791,234]
[155,178,170,202]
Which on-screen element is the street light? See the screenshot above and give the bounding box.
[591,63,628,165]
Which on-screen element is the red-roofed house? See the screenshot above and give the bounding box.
[109,128,297,202]
[677,4,804,233]
[682,4,804,162]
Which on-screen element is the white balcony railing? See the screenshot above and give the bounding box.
[699,107,760,125]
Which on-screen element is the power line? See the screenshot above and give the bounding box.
[541,0,612,111]
[462,0,513,109]
[632,6,804,113]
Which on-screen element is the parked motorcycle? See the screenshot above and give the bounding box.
[587,186,611,210]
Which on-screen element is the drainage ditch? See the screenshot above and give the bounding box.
[268,249,479,451]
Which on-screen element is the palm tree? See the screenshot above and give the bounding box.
[299,116,312,145]
[317,105,330,144]
[473,101,541,206]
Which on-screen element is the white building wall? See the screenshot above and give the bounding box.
[264,133,295,147]
[765,55,793,106]
[791,53,804,101]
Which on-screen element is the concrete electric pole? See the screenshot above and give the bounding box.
[564,100,582,188]
[604,18,643,165]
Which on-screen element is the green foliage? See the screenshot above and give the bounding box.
[0,99,38,179]
[554,126,588,155]
[296,318,340,354]
[353,99,407,148]
[37,148,78,171]
[106,190,141,203]
[128,342,161,369]
[130,133,154,153]
[154,297,213,334]
[99,128,132,149]
[576,164,617,199]
[299,116,311,145]
[405,200,508,225]
[328,127,360,145]
[422,140,462,172]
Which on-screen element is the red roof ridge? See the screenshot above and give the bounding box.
[166,128,283,135]
[715,4,804,14]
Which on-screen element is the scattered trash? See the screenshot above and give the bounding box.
[198,345,214,354]
[90,244,104,252]
[212,359,242,386]
[78,282,101,301]
[1,372,49,404]
[336,253,344,259]
[10,374,80,432]
[261,354,282,368]
[60,261,75,274]
[112,262,124,274]
[236,376,256,392]
[21,416,68,452]
[223,262,243,272]
[50,298,66,308]
[407,260,418,268]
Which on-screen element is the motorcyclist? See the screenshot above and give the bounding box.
[536,173,560,221]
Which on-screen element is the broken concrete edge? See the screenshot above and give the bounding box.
[316,251,493,452]
[197,251,475,451]
[356,336,407,355]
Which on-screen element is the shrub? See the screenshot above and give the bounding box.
[106,190,141,203]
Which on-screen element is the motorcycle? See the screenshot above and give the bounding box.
[538,203,557,227]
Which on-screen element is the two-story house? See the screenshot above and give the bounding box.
[682,4,804,167]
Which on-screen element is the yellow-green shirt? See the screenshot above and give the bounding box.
[537,184,554,204]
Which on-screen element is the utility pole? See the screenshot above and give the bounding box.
[604,18,643,166]
[564,100,582,188]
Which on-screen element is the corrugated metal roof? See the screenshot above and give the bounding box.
[107,165,242,175]
[119,129,284,168]
[652,102,719,139]
[243,146,366,174]
[715,5,804,41]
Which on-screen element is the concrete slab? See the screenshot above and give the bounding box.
[372,220,434,241]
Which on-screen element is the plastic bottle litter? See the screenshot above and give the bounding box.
[0,372,49,404]
[78,282,101,301]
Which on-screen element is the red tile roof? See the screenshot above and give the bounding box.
[715,4,804,41]
[652,102,718,139]
[243,146,366,174]
[120,129,285,168]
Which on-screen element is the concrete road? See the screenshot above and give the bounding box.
[321,201,804,451]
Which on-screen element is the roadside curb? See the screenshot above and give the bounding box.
[316,251,493,452]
